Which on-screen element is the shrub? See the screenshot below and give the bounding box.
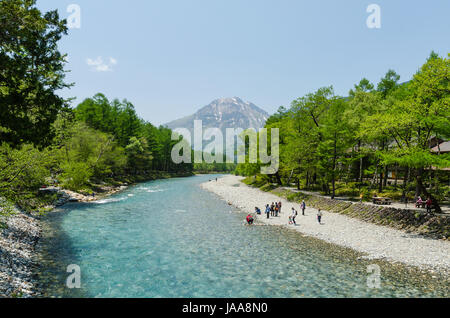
[61,162,93,191]
[0,143,51,214]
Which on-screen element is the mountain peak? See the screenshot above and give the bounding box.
[165,97,269,132]
[214,96,245,104]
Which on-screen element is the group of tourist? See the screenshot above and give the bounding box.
[247,200,324,226]
[415,196,433,213]
[263,202,282,217]
[245,192,436,231]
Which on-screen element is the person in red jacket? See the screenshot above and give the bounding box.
[426,197,432,213]
[246,214,254,225]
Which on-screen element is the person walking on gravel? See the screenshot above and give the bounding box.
[317,209,323,224]
[265,204,270,219]
[301,200,306,216]
[291,207,297,225]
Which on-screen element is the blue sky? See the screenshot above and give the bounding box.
[38,0,450,125]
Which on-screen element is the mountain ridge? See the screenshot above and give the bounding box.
[165,97,270,133]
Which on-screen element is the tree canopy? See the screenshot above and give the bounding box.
[0,0,71,147]
[236,53,450,211]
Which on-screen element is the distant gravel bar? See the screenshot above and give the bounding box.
[201,175,450,274]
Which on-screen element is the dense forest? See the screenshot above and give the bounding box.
[0,0,229,218]
[236,53,450,212]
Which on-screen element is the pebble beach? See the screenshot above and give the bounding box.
[201,175,450,273]
[0,184,128,298]
[0,212,41,297]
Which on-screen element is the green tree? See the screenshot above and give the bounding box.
[57,122,126,190]
[74,93,114,133]
[75,94,142,147]
[361,53,450,211]
[317,97,352,198]
[290,87,334,189]
[377,69,401,98]
[346,82,380,185]
[125,137,153,174]
[0,143,50,214]
[349,78,375,97]
[0,0,71,146]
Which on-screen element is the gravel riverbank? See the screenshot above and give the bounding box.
[0,211,41,297]
[201,175,450,273]
[0,184,128,298]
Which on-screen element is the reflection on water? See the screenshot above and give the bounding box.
[37,175,449,298]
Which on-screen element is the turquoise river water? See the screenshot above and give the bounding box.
[37,175,449,297]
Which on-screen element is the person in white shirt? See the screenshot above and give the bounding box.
[317,209,323,224]
[291,207,297,225]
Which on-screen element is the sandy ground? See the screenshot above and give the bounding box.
[201,175,450,273]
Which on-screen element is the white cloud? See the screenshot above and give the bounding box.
[86,56,102,66]
[86,56,118,72]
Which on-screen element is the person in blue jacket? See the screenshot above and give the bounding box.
[265,204,270,219]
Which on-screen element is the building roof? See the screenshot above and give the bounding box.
[431,141,450,153]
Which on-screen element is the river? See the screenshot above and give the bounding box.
[36,175,449,297]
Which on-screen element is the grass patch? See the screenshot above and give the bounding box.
[260,183,277,192]
[242,175,268,188]
[15,192,59,214]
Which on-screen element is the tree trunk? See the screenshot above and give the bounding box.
[306,171,309,188]
[402,167,410,202]
[346,162,351,185]
[372,164,378,187]
[415,169,420,200]
[433,170,438,193]
[275,172,282,186]
[331,133,337,199]
[378,139,385,193]
[378,167,383,193]
[394,164,398,188]
[331,178,336,199]
[286,169,294,186]
[358,140,363,184]
[383,165,389,187]
[322,182,329,195]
